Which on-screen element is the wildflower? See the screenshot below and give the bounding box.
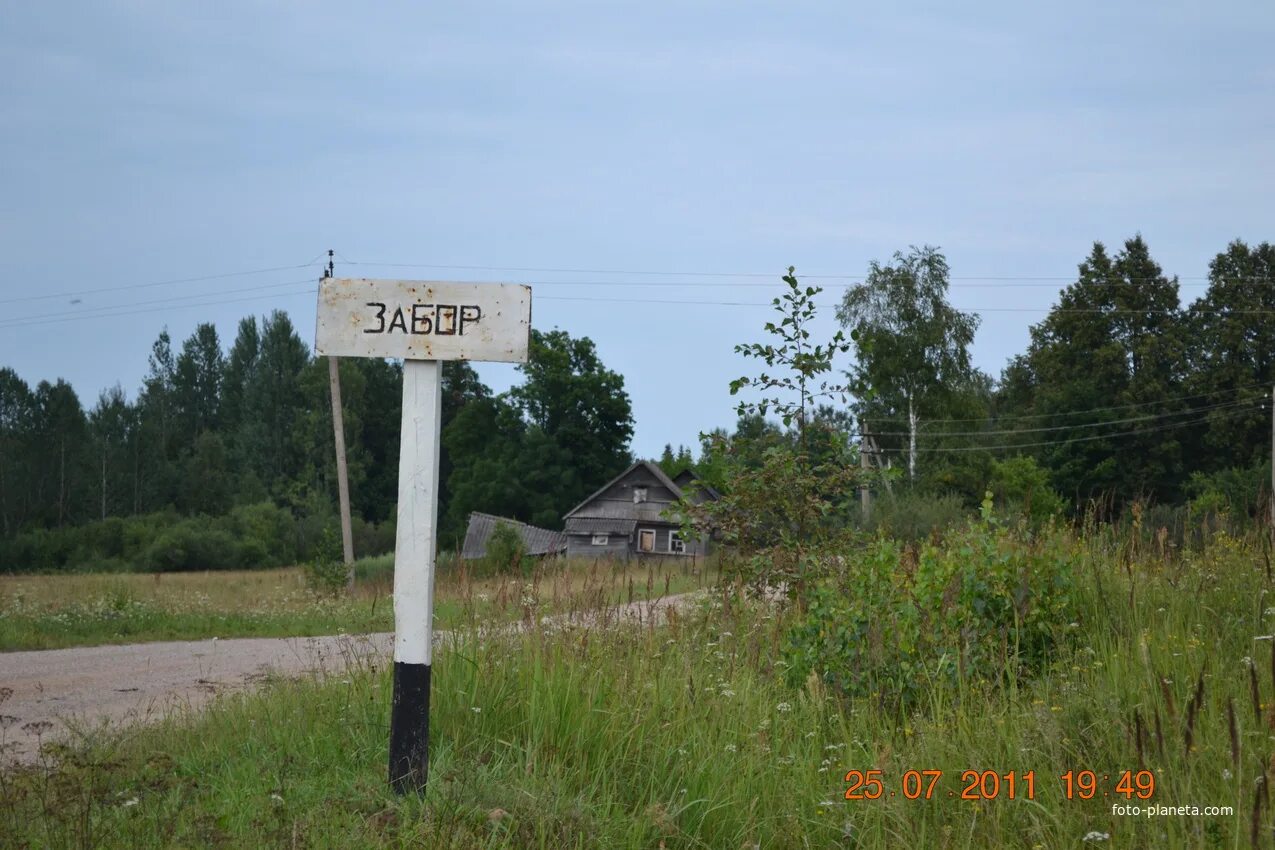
[724,744,737,753]
[121,798,139,808]
[1223,769,1233,781]
[270,793,285,804]
[776,702,792,713]
[471,707,482,714]
[720,689,736,698]
[1081,832,1109,842]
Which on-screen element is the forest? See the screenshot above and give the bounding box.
[0,234,1271,573]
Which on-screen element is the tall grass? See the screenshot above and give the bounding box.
[0,554,717,651]
[1,527,1269,847]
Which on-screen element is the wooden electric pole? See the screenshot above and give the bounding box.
[860,434,871,521]
[324,250,356,588]
[1269,385,1274,548]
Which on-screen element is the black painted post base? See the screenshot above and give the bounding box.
[389,662,431,794]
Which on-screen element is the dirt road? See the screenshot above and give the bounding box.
[0,594,695,766]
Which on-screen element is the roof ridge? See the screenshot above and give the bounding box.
[562,459,685,519]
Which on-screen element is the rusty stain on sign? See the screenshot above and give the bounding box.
[315,279,531,363]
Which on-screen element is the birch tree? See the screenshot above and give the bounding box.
[837,246,978,482]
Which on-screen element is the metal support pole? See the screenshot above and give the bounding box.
[388,359,442,794]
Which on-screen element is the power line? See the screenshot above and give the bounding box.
[426,278,1245,289]
[0,278,321,328]
[6,281,1275,335]
[0,260,323,306]
[866,401,1266,454]
[860,381,1273,425]
[534,293,1275,316]
[859,396,1262,439]
[337,257,1264,284]
[0,283,318,329]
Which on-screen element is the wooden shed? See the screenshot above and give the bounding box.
[460,512,567,560]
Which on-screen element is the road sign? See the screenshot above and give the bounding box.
[316,278,532,794]
[316,278,531,362]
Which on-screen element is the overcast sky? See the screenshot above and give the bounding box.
[2,1,1272,459]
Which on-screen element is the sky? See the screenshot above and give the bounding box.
[2,1,1273,461]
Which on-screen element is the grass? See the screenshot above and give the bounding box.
[1,527,1270,847]
[0,555,717,651]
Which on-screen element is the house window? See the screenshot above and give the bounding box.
[591,534,609,546]
[633,487,648,503]
[669,531,686,554]
[638,529,656,552]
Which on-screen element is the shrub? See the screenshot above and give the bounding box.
[859,491,971,541]
[986,456,1067,523]
[228,502,297,567]
[139,521,243,571]
[303,526,348,594]
[783,514,1078,709]
[353,553,395,586]
[352,517,395,558]
[484,522,528,575]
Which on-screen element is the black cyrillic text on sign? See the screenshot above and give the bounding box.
[363,303,483,336]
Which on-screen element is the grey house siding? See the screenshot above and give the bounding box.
[565,533,632,559]
[562,461,716,562]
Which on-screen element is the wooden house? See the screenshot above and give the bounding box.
[562,460,716,560]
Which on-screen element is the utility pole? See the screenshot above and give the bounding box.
[859,433,871,521]
[325,250,356,588]
[1269,385,1274,548]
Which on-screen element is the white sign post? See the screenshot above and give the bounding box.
[316,278,531,793]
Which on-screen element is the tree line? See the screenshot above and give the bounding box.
[670,236,1274,523]
[2,234,1270,571]
[0,314,633,571]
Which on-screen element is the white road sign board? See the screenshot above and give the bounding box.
[314,276,532,793]
[315,278,531,362]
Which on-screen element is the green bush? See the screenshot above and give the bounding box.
[858,491,971,541]
[783,516,1078,708]
[228,502,297,567]
[352,517,395,558]
[986,455,1067,523]
[139,521,244,571]
[352,552,394,585]
[1185,460,1270,519]
[483,522,528,575]
[303,526,348,594]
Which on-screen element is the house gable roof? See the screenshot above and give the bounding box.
[563,460,684,520]
[672,469,722,502]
